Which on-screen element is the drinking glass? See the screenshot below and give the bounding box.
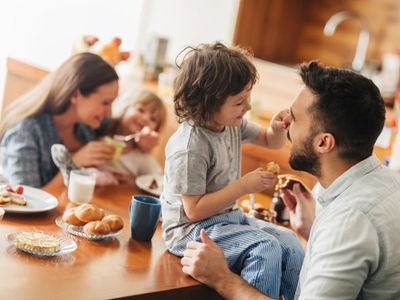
[68,170,97,205]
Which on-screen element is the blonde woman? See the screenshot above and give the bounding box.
[97,88,167,182]
[0,53,119,188]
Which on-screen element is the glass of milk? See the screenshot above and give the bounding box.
[68,170,97,205]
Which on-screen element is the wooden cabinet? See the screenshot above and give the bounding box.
[234,0,400,69]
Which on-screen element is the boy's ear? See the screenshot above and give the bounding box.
[315,133,335,154]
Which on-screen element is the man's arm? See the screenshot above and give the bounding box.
[181,229,275,300]
[298,208,379,298]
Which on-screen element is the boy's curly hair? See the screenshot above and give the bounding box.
[173,41,259,127]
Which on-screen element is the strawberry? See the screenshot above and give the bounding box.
[120,52,130,61]
[112,37,122,46]
[15,185,24,195]
[6,186,15,193]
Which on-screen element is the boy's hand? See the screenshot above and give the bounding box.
[240,167,277,194]
[270,109,290,131]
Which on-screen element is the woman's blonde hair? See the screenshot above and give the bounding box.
[0,52,119,139]
[104,88,167,135]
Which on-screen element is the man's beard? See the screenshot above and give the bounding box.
[288,132,321,178]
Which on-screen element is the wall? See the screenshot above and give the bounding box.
[0,0,241,111]
[0,0,143,112]
[134,0,241,65]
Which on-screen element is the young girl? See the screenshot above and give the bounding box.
[161,42,304,300]
[96,88,167,183]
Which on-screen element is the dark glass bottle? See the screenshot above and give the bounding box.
[271,192,290,225]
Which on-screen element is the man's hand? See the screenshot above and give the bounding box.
[181,230,274,300]
[280,183,316,241]
[72,141,115,167]
[181,229,230,288]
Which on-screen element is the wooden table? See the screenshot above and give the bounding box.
[0,184,223,300]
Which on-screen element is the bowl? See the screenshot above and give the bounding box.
[0,207,5,221]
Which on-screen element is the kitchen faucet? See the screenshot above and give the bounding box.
[323,11,370,72]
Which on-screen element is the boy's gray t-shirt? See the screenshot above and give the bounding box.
[161,118,261,248]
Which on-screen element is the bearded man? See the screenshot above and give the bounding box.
[180,61,400,300]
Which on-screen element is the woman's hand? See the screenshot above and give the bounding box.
[239,167,277,194]
[72,141,115,168]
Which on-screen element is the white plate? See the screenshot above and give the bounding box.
[6,230,77,257]
[2,185,58,214]
[135,174,163,197]
[55,217,122,240]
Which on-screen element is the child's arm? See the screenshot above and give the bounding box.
[252,109,290,149]
[182,168,276,221]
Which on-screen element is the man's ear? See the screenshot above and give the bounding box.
[315,133,335,154]
[70,89,81,105]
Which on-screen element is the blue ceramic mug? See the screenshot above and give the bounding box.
[129,195,161,241]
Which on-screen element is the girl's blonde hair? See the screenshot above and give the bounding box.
[0,52,119,139]
[105,88,167,135]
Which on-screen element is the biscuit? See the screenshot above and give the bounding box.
[75,204,103,223]
[83,221,111,235]
[102,215,124,232]
[266,161,280,174]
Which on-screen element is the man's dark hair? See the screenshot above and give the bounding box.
[173,41,259,127]
[298,60,386,163]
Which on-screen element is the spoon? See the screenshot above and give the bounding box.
[113,126,155,142]
[113,133,139,142]
[250,194,255,211]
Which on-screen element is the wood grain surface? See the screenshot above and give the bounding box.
[0,184,222,300]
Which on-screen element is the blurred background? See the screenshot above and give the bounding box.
[1,0,400,109]
[1,0,399,196]
[0,0,239,107]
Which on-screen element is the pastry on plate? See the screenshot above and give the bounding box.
[75,204,103,223]
[16,232,60,253]
[0,194,11,207]
[102,214,124,232]
[63,207,87,226]
[248,207,277,223]
[149,178,158,189]
[83,220,111,235]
